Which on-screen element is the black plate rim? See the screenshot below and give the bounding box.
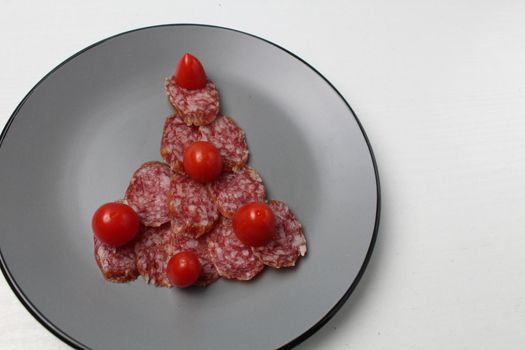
[0,23,381,350]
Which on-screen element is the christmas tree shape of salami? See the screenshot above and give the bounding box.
[93,54,307,287]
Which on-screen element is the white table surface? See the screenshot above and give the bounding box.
[1,0,524,349]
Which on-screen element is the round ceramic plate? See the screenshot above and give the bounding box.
[0,24,379,350]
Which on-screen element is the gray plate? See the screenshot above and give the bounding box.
[0,25,379,350]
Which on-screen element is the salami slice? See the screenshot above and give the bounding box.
[207,218,264,280]
[165,79,220,126]
[94,236,138,283]
[252,200,307,268]
[208,167,266,218]
[199,116,249,172]
[160,114,199,173]
[134,224,176,287]
[124,161,171,227]
[168,173,219,237]
[172,234,220,287]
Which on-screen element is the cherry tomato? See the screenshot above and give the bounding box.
[232,202,276,247]
[166,252,202,288]
[183,141,223,183]
[92,202,140,247]
[174,52,207,90]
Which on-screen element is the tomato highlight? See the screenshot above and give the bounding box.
[174,52,207,90]
[183,141,223,183]
[232,202,276,247]
[167,251,202,288]
[92,202,140,247]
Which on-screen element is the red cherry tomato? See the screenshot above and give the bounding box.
[174,52,207,90]
[183,141,223,183]
[92,202,140,247]
[232,202,276,247]
[166,252,202,288]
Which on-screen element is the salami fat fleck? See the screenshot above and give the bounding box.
[168,173,219,237]
[208,167,266,218]
[173,234,220,287]
[94,236,138,283]
[160,114,199,173]
[165,79,219,126]
[124,161,171,227]
[207,218,264,280]
[134,224,176,287]
[199,116,248,172]
[252,200,307,268]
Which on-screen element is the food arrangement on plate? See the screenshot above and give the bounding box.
[92,53,307,289]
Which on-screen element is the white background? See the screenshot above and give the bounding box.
[1,0,524,349]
